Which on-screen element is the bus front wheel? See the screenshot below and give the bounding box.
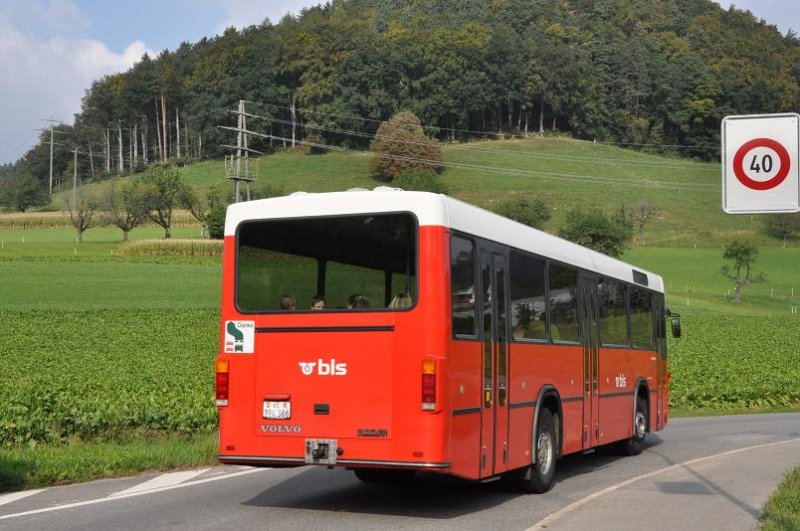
[617,396,647,456]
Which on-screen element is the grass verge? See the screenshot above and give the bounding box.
[0,433,218,492]
[761,465,800,530]
[669,405,800,418]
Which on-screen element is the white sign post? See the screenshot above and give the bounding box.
[722,113,800,214]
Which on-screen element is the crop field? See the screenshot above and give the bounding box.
[2,138,799,490]
[668,315,800,411]
[0,309,218,448]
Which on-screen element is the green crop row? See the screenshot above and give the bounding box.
[0,309,219,447]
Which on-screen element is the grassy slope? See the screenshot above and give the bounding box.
[61,137,780,246]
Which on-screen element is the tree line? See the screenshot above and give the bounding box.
[3,0,798,202]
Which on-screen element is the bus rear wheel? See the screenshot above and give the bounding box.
[353,468,415,484]
[506,408,557,493]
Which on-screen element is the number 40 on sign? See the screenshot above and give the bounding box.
[722,113,800,214]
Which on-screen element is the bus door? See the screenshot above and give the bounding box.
[579,274,600,449]
[479,249,509,477]
[654,295,666,430]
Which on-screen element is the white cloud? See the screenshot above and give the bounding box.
[0,1,154,163]
[216,0,320,32]
[0,0,89,39]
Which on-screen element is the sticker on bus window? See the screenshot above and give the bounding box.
[224,321,255,354]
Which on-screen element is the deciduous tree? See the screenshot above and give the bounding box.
[103,178,150,241]
[721,241,764,303]
[762,214,800,247]
[495,197,551,229]
[370,112,441,181]
[559,207,633,258]
[64,189,100,243]
[141,165,183,239]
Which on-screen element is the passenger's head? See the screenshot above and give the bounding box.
[347,293,369,309]
[310,294,326,310]
[280,294,297,310]
[389,292,413,309]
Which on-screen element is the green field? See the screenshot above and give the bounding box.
[2,137,799,491]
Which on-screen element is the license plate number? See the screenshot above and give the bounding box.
[263,400,291,419]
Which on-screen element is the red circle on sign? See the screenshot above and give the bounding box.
[732,138,791,191]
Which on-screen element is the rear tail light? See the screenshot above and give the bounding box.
[422,359,436,411]
[216,359,229,406]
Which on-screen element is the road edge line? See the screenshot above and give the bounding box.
[527,437,800,530]
[0,467,267,521]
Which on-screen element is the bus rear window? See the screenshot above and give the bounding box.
[236,213,417,312]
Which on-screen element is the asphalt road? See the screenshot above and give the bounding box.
[1,413,799,531]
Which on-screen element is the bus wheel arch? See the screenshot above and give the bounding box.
[532,385,563,459]
[617,380,649,456]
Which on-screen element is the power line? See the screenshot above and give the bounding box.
[259,114,719,172]
[236,108,717,191]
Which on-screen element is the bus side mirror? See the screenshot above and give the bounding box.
[666,309,681,338]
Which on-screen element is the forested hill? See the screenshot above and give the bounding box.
[10,0,800,189]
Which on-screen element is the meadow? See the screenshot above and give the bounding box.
[1,137,799,491]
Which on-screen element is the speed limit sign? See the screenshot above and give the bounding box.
[722,113,799,214]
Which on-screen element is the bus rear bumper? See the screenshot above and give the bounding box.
[217,454,450,470]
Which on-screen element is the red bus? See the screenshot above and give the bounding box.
[216,189,671,492]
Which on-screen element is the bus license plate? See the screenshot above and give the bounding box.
[263,400,291,419]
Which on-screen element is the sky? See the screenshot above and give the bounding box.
[0,0,798,165]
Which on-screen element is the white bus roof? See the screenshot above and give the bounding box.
[225,189,664,293]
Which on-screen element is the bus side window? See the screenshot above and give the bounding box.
[598,278,629,346]
[548,263,579,342]
[451,235,476,337]
[630,287,654,348]
[510,251,546,341]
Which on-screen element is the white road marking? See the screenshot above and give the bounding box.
[0,489,47,508]
[528,437,800,530]
[110,469,210,497]
[0,467,267,521]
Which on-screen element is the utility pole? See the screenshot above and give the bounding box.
[72,146,79,207]
[219,100,264,203]
[40,117,63,194]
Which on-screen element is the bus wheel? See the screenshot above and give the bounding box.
[617,396,647,456]
[353,468,415,484]
[506,408,557,493]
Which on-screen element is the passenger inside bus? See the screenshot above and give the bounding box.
[279,294,297,310]
[388,292,413,309]
[310,295,326,310]
[347,294,369,309]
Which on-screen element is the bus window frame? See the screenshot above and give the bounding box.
[233,211,421,315]
[547,260,581,346]
[508,248,550,345]
[597,276,631,349]
[450,231,480,341]
[628,285,657,350]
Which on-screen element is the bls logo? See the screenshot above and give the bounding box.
[298,359,347,376]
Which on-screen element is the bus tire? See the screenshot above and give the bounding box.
[506,408,557,493]
[617,395,647,456]
[353,468,415,484]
